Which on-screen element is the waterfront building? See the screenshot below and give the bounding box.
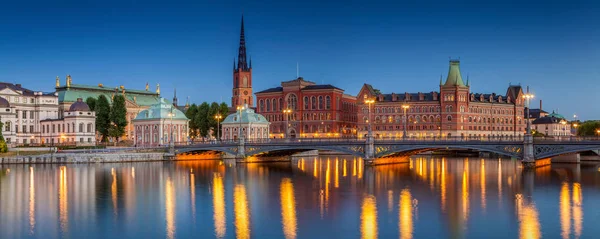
[220,105,269,140]
[132,98,189,146]
[255,77,358,138]
[0,82,59,145]
[55,75,161,141]
[40,98,96,145]
[357,60,526,138]
[532,111,572,136]
[231,16,253,110]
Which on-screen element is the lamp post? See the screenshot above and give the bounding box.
[364,99,375,139]
[215,114,222,141]
[237,106,245,141]
[402,103,409,139]
[167,109,174,147]
[283,109,292,139]
[523,91,535,136]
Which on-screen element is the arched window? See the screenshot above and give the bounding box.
[311,96,316,109]
[259,99,264,112]
[325,96,331,109]
[318,96,324,110]
[87,123,93,133]
[286,94,298,110]
[447,115,452,122]
[266,99,271,112]
[304,124,309,133]
[79,123,84,132]
[363,116,368,123]
[304,96,309,110]
[279,98,283,111]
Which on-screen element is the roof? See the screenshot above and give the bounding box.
[0,97,9,107]
[303,84,342,91]
[0,82,36,96]
[222,106,269,124]
[443,60,466,87]
[532,115,567,125]
[506,85,523,100]
[69,98,91,111]
[56,84,160,106]
[133,98,189,121]
[255,87,283,94]
[524,108,548,119]
[547,111,565,119]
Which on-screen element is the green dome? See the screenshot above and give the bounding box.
[222,107,269,124]
[134,98,188,121]
[547,111,565,119]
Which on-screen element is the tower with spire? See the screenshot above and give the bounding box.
[173,88,178,108]
[231,15,253,109]
[439,59,470,135]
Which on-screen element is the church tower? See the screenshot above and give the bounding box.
[232,16,253,109]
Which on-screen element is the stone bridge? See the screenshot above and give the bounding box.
[175,137,600,166]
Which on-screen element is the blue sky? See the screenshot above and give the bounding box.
[1,0,599,119]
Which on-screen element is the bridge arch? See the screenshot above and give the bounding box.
[534,145,600,160]
[176,146,238,156]
[375,144,523,159]
[246,145,365,158]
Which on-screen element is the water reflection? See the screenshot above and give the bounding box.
[234,184,250,239]
[0,157,595,239]
[361,194,378,239]
[280,178,297,239]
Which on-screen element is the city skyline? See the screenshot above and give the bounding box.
[1,0,599,119]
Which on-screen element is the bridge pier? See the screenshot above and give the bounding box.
[522,135,535,168]
[364,134,375,163]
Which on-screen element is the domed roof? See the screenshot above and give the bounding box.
[69,98,90,111]
[134,98,188,121]
[547,111,565,119]
[222,105,269,124]
[0,97,9,108]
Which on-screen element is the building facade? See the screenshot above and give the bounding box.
[132,98,189,146]
[0,82,59,145]
[221,105,269,140]
[357,60,526,138]
[231,17,253,110]
[255,77,358,138]
[532,111,572,136]
[55,75,161,141]
[40,98,96,145]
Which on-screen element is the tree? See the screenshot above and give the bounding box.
[196,102,210,138]
[0,121,7,153]
[185,104,198,138]
[576,120,600,136]
[109,95,128,142]
[95,95,111,142]
[219,102,229,117]
[85,97,97,111]
[208,102,220,138]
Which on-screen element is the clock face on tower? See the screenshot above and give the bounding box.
[244,90,248,95]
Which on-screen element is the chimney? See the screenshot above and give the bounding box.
[539,100,542,111]
[391,93,397,101]
[16,84,21,88]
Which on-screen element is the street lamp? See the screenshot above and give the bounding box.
[401,103,409,139]
[364,98,375,139]
[283,109,292,139]
[167,109,174,147]
[522,90,534,135]
[237,106,245,141]
[215,114,222,141]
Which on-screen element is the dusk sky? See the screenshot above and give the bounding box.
[1,0,599,119]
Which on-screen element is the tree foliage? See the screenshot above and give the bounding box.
[109,95,128,141]
[0,121,7,153]
[195,102,210,137]
[95,95,111,142]
[576,121,600,136]
[185,104,198,138]
[85,97,97,111]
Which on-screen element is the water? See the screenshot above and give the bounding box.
[1,156,600,239]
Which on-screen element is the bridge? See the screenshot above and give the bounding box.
[174,136,600,166]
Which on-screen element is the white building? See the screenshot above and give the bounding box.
[0,82,59,145]
[221,105,270,141]
[532,111,572,137]
[133,98,189,146]
[40,98,96,145]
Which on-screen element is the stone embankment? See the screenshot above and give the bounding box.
[1,152,168,164]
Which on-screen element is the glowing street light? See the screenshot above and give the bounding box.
[283,109,293,139]
[215,114,223,141]
[522,90,535,135]
[364,98,375,139]
[402,103,410,139]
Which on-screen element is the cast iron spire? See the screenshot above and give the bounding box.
[237,16,249,71]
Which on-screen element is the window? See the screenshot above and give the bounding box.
[22,110,27,119]
[80,138,83,143]
[318,96,324,110]
[58,124,61,133]
[279,98,283,111]
[266,99,271,112]
[259,100,264,112]
[447,115,452,122]
[325,96,331,109]
[304,97,309,110]
[87,123,93,133]
[79,123,84,132]
[286,94,298,110]
[30,98,34,103]
[30,125,34,133]
[22,125,27,133]
[16,125,19,133]
[52,125,55,133]
[4,122,11,131]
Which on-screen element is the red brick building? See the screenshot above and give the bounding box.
[255,77,357,138]
[357,60,526,138]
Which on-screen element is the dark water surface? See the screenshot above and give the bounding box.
[1,156,600,239]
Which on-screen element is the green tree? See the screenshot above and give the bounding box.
[109,95,128,142]
[185,104,198,138]
[208,102,221,138]
[219,102,229,117]
[0,121,7,153]
[95,95,111,142]
[85,97,97,111]
[576,120,600,136]
[195,102,210,138]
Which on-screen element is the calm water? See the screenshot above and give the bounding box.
[1,156,600,239]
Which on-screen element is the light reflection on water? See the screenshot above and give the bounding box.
[0,156,599,239]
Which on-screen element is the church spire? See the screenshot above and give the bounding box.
[236,15,249,71]
[173,88,178,107]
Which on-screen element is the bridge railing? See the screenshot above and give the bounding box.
[533,136,600,143]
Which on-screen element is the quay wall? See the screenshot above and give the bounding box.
[1,152,167,164]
